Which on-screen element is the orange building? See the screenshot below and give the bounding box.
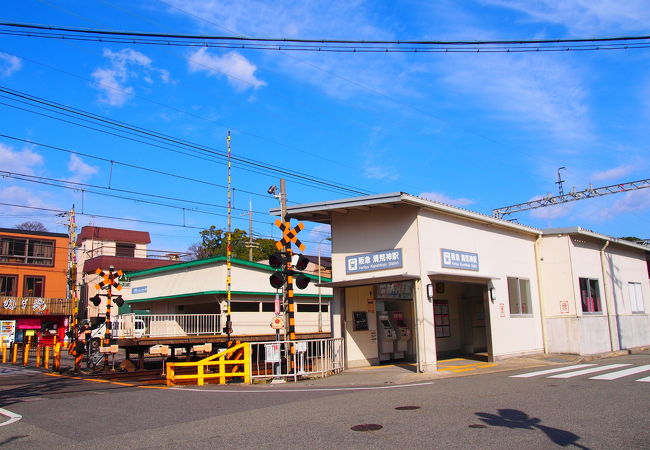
[0,227,72,345]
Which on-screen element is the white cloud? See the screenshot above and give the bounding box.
[307,224,332,254]
[591,165,636,183]
[419,191,474,207]
[0,143,43,174]
[188,48,266,91]
[440,53,590,141]
[589,189,650,222]
[480,0,650,34]
[67,155,99,182]
[0,186,48,212]
[0,53,21,78]
[529,202,574,220]
[91,48,170,107]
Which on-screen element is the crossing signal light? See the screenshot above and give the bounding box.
[295,274,310,289]
[269,272,285,289]
[90,294,102,306]
[269,252,290,269]
[114,295,124,307]
[294,254,309,271]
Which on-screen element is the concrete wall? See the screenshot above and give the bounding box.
[343,285,378,367]
[417,210,544,361]
[539,234,650,354]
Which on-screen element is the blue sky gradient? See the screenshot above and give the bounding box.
[1,0,649,255]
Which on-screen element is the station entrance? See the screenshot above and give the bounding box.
[430,279,493,361]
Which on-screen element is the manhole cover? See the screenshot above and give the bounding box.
[395,406,421,410]
[351,424,383,432]
[468,424,487,429]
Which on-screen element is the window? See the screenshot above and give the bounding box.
[0,275,17,296]
[0,237,54,266]
[434,300,450,338]
[262,302,276,312]
[628,282,645,313]
[297,304,329,312]
[579,278,601,313]
[508,277,532,315]
[230,301,260,312]
[24,276,45,297]
[115,242,136,257]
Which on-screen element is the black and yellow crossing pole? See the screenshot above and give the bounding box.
[224,130,234,343]
[94,266,122,368]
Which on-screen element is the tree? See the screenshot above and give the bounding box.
[15,221,48,232]
[189,226,277,261]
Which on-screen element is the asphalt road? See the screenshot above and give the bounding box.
[1,352,648,449]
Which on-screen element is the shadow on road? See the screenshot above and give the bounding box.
[475,408,590,449]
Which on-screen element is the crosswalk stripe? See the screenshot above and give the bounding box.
[547,364,632,379]
[510,364,596,378]
[636,375,650,383]
[589,364,650,380]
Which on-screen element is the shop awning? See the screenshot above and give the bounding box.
[427,271,500,284]
[318,273,420,288]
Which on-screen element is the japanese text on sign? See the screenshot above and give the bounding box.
[346,249,403,274]
[441,249,479,271]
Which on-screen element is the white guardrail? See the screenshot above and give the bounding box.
[112,313,222,338]
[250,338,344,382]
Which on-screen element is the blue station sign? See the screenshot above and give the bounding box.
[441,249,479,271]
[346,249,403,274]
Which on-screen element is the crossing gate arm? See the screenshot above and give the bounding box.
[166,343,251,386]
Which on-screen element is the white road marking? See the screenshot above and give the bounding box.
[636,375,650,383]
[171,381,435,393]
[547,364,632,379]
[510,364,596,378]
[0,408,22,427]
[589,364,650,380]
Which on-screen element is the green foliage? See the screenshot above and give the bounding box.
[189,226,277,261]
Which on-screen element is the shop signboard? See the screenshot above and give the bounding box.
[346,249,403,274]
[0,297,73,316]
[0,320,16,345]
[441,249,479,271]
[132,286,147,294]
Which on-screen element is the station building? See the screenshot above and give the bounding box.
[126,256,333,337]
[277,192,650,372]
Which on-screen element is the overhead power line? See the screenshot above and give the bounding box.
[1,22,649,53]
[492,178,650,218]
[0,86,373,196]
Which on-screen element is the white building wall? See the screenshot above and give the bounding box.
[416,210,544,362]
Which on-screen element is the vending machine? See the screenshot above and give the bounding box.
[1,320,16,346]
[390,311,411,360]
[377,312,396,361]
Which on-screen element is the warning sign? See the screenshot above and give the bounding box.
[560,300,570,314]
[270,315,284,330]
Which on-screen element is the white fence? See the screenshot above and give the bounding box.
[250,338,344,382]
[112,313,222,338]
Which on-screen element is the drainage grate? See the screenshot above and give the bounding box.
[351,424,383,432]
[395,406,421,410]
[468,424,487,429]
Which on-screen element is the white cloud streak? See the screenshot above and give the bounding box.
[91,48,170,107]
[591,165,636,183]
[187,48,266,91]
[0,143,43,174]
[0,53,21,78]
[419,191,474,207]
[67,155,99,182]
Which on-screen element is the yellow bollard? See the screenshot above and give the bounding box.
[36,344,42,367]
[53,342,61,371]
[44,345,50,369]
[23,343,30,366]
[12,344,18,365]
[1,337,5,364]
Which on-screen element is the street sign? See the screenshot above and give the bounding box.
[265,343,281,362]
[270,315,284,330]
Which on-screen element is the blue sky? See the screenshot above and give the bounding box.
[1,0,649,256]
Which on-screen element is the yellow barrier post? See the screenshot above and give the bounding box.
[36,344,42,367]
[197,364,204,386]
[244,344,251,384]
[53,343,61,371]
[1,337,5,364]
[166,364,175,386]
[12,343,18,365]
[23,342,30,366]
[44,345,50,369]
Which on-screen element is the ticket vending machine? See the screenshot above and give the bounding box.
[390,311,411,360]
[377,312,396,362]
